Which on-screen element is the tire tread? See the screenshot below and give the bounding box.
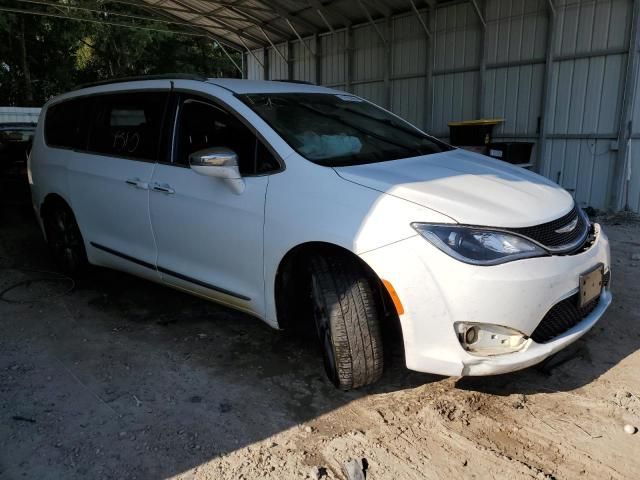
[310,253,383,389]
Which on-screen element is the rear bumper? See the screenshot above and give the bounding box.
[359,223,612,376]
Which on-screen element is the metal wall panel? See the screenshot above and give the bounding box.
[352,23,385,82]
[431,71,478,135]
[627,58,640,212]
[391,13,427,77]
[628,140,640,212]
[433,2,481,71]
[484,64,545,136]
[246,49,264,80]
[547,54,626,135]
[486,0,547,64]
[545,138,616,209]
[291,38,316,82]
[268,43,289,80]
[391,77,426,128]
[242,0,638,212]
[554,0,630,54]
[633,54,640,133]
[320,31,346,87]
[352,82,386,106]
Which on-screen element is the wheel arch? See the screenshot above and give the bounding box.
[40,192,72,218]
[274,241,403,351]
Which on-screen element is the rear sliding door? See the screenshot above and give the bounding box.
[67,90,169,277]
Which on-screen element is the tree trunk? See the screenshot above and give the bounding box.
[19,17,34,105]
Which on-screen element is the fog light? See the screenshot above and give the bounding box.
[464,326,478,344]
[455,323,528,356]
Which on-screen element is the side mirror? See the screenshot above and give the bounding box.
[189,147,245,194]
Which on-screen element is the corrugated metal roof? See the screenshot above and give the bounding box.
[140,0,439,50]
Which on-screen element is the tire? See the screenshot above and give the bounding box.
[308,253,384,390]
[42,203,88,276]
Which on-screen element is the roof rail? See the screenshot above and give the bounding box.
[271,79,315,85]
[74,73,206,90]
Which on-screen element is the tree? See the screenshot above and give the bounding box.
[0,0,242,106]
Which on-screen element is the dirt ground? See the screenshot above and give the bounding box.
[1,177,639,480]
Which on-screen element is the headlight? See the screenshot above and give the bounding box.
[411,223,547,265]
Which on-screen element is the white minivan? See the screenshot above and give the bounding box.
[29,75,611,389]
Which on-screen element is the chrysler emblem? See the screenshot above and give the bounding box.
[555,217,578,234]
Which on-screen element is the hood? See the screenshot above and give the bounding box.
[334,149,574,228]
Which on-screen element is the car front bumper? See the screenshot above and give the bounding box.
[359,223,612,376]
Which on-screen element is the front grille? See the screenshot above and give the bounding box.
[531,270,610,343]
[510,205,588,252]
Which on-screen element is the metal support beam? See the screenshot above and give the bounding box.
[538,0,557,176]
[260,27,289,64]
[287,40,294,80]
[170,0,267,46]
[384,15,392,109]
[470,0,486,28]
[135,0,245,51]
[308,0,348,32]
[286,18,316,57]
[315,33,322,85]
[252,0,321,33]
[476,0,487,119]
[614,0,640,210]
[263,47,269,80]
[242,51,247,79]
[345,24,353,91]
[215,38,244,75]
[357,0,387,47]
[424,2,434,132]
[408,0,431,38]
[363,0,392,18]
[546,0,556,15]
[239,37,264,69]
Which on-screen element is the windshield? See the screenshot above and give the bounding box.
[238,93,451,167]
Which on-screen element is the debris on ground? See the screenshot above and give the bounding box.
[309,466,327,479]
[342,458,367,480]
[2,207,640,479]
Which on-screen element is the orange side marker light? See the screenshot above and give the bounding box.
[382,279,404,316]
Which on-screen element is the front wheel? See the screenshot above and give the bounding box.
[42,203,88,276]
[308,253,384,390]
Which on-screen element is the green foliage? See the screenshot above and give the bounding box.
[0,1,242,106]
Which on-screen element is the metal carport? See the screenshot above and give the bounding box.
[5,0,640,212]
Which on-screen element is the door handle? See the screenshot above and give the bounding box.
[151,183,175,195]
[126,178,149,189]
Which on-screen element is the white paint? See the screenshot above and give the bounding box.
[30,78,612,377]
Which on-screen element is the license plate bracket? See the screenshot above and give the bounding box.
[578,264,604,308]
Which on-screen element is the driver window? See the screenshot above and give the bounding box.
[175,98,278,175]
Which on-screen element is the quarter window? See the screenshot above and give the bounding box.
[44,98,90,149]
[88,92,168,161]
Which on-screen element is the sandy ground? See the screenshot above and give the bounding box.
[1,178,639,479]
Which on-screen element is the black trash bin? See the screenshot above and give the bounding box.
[487,142,534,165]
[448,119,504,147]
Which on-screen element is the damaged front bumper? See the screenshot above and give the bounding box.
[359,223,612,377]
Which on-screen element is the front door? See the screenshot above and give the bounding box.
[149,95,279,315]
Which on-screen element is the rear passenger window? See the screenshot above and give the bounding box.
[88,92,168,161]
[45,99,90,149]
